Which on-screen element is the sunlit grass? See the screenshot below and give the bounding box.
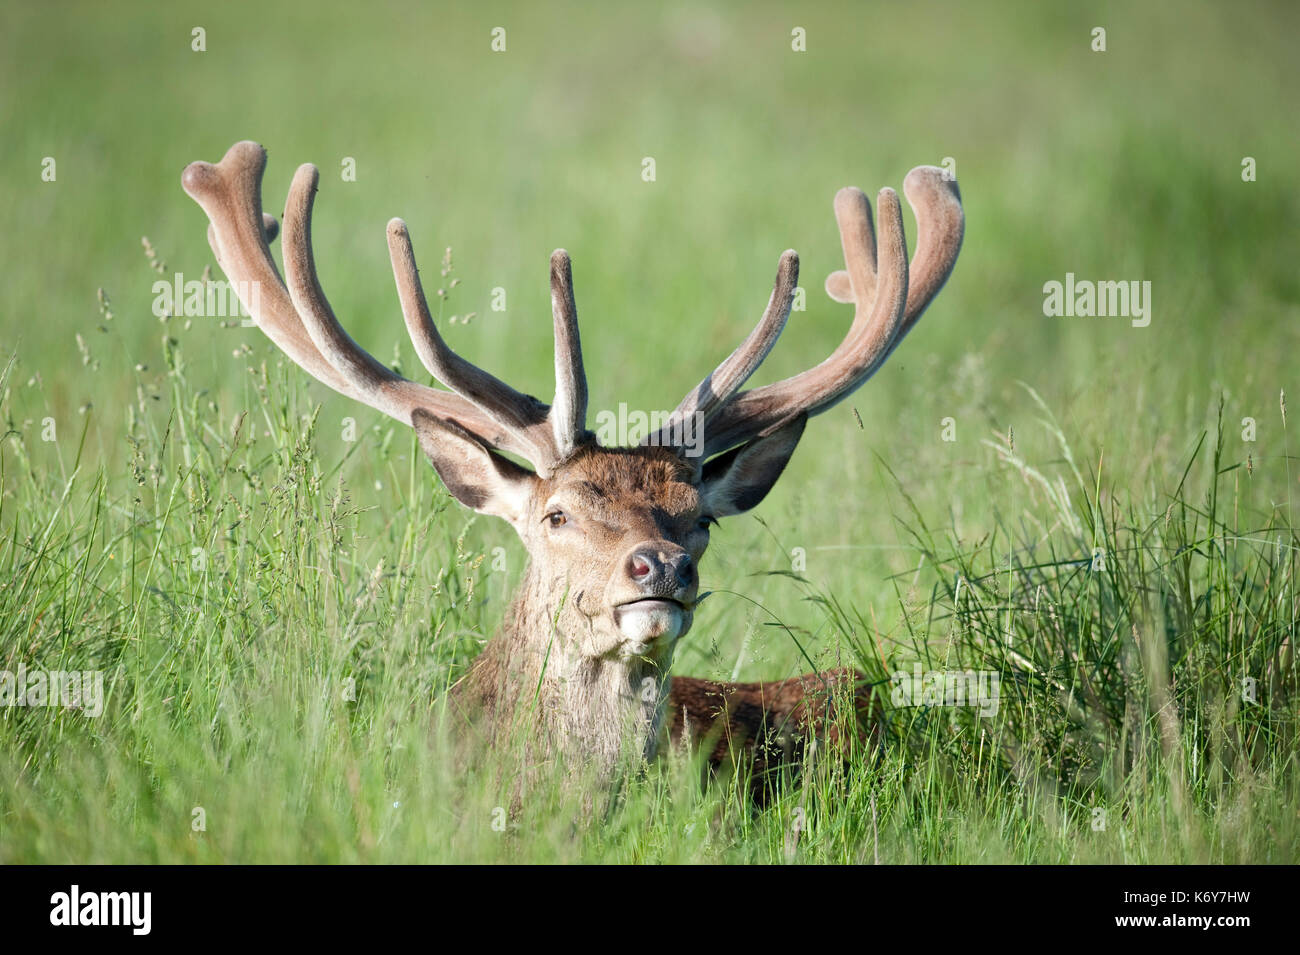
[1,0,1297,862]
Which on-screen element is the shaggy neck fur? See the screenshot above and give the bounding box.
[454,560,674,777]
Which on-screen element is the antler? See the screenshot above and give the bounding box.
[645,251,799,452]
[651,167,963,458]
[181,141,589,475]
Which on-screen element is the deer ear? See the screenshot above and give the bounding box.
[699,415,806,518]
[411,410,538,527]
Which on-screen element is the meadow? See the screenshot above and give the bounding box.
[0,0,1296,862]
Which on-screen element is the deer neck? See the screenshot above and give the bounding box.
[463,560,674,773]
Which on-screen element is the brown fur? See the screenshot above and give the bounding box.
[445,443,880,792]
[668,668,880,803]
[449,446,699,778]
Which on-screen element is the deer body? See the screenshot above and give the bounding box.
[182,142,963,794]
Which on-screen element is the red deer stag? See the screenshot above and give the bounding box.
[181,142,962,795]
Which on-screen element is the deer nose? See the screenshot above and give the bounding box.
[627,548,694,595]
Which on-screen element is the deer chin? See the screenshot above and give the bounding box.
[612,598,688,654]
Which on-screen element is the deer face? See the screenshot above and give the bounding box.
[524,448,704,661]
[412,413,806,664]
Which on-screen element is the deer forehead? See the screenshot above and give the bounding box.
[539,447,700,520]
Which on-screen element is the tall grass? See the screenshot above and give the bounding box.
[842,388,1298,863]
[1,327,1294,862]
[2,0,1297,863]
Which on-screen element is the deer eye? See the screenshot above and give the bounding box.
[546,511,568,528]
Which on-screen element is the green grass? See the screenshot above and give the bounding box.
[1,0,1296,862]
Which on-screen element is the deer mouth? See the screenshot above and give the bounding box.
[616,597,687,612]
[613,598,689,644]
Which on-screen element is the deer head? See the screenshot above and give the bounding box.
[181,142,962,772]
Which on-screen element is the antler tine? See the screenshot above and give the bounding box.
[643,250,798,451]
[548,249,588,458]
[182,141,551,468]
[183,143,357,400]
[697,167,963,458]
[826,166,963,337]
[826,186,879,312]
[896,166,964,329]
[687,250,799,424]
[385,218,558,469]
[282,164,412,406]
[698,185,911,457]
[203,214,277,268]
